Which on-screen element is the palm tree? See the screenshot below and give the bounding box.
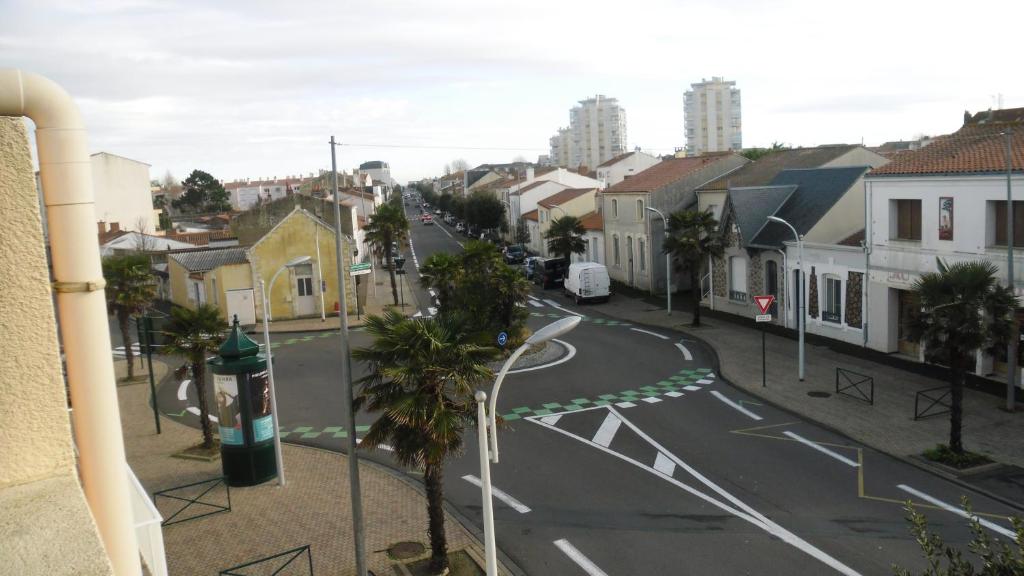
[908,259,1016,454]
[363,203,409,305]
[419,252,462,310]
[163,304,225,449]
[662,209,724,327]
[545,215,586,262]
[103,254,157,379]
[353,309,497,574]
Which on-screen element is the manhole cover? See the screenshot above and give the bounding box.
[807,391,832,398]
[388,541,425,560]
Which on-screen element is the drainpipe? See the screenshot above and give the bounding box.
[0,69,141,574]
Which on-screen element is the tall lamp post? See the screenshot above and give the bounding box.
[1004,127,1017,412]
[645,206,671,316]
[767,216,805,381]
[259,255,311,486]
[476,316,581,576]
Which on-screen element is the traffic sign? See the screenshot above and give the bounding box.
[497,332,508,347]
[394,257,406,270]
[753,295,775,315]
[756,314,772,323]
[349,262,372,276]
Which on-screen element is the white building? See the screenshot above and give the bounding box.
[89,152,156,232]
[225,177,299,211]
[358,160,395,190]
[549,127,573,168]
[549,95,627,169]
[684,77,742,156]
[596,151,661,187]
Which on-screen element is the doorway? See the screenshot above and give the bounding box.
[765,260,779,316]
[897,289,920,357]
[627,236,634,286]
[294,263,316,317]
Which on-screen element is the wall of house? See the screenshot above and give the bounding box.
[581,230,604,264]
[784,241,866,345]
[209,263,253,319]
[515,181,569,217]
[696,190,727,221]
[90,152,155,232]
[597,153,661,187]
[805,175,867,244]
[0,118,114,574]
[167,258,191,310]
[601,192,652,290]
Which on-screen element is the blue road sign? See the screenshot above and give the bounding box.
[497,332,508,347]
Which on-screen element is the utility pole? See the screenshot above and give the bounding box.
[1007,127,1018,412]
[330,136,367,575]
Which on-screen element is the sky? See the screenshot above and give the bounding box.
[2,0,1022,185]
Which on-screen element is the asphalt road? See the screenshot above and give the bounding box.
[154,199,1023,575]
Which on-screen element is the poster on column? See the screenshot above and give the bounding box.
[214,373,244,445]
[248,369,275,443]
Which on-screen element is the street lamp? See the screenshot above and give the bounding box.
[476,316,581,576]
[645,206,671,316]
[767,216,805,381]
[259,254,312,486]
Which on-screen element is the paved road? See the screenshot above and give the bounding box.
[157,199,1022,575]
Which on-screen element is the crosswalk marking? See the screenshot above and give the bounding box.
[528,300,544,308]
[592,412,622,447]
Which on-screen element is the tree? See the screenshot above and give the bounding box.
[464,191,505,231]
[662,209,725,327]
[363,203,409,306]
[353,309,496,574]
[132,217,159,252]
[103,254,157,380]
[163,305,225,449]
[545,215,586,262]
[740,141,790,161]
[173,169,229,213]
[514,218,531,245]
[907,259,1016,455]
[419,252,462,309]
[162,170,177,190]
[437,192,454,214]
[450,158,469,172]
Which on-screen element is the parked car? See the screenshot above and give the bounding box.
[563,262,611,303]
[504,244,526,264]
[455,222,465,234]
[523,256,543,280]
[532,257,569,289]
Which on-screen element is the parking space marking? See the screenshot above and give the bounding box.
[553,539,608,576]
[897,484,1016,540]
[710,390,763,421]
[462,475,532,513]
[783,431,859,467]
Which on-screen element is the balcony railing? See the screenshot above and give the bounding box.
[128,464,168,576]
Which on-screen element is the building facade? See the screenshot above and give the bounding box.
[595,151,661,187]
[684,77,742,156]
[549,127,573,168]
[89,152,157,232]
[548,95,627,169]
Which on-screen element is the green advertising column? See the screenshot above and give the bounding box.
[208,318,278,487]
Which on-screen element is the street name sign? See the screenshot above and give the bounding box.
[349,262,372,276]
[754,295,775,315]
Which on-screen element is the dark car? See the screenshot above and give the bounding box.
[532,257,569,289]
[504,244,526,264]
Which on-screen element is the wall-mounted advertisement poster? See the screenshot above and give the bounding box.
[248,369,274,443]
[939,197,954,241]
[214,373,243,445]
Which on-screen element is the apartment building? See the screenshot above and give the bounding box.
[548,96,628,169]
[684,77,742,156]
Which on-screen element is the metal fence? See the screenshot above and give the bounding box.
[835,367,874,405]
[219,545,313,576]
[914,386,952,420]
[153,476,231,526]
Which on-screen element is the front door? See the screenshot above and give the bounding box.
[627,236,635,286]
[897,289,920,357]
[765,260,779,317]
[294,264,316,317]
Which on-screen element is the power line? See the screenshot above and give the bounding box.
[341,142,546,152]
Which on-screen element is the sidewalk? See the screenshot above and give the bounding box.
[116,358,507,575]
[595,294,1024,508]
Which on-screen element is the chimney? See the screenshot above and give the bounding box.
[97,221,107,234]
[526,167,535,181]
[110,222,120,232]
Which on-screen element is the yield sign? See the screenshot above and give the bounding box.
[754,295,775,315]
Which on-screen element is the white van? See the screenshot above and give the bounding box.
[563,262,610,304]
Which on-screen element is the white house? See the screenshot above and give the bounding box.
[225,177,300,211]
[595,151,661,187]
[89,152,156,232]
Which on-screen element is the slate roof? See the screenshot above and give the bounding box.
[870,111,1024,175]
[698,145,861,192]
[579,211,603,231]
[727,185,797,248]
[604,153,741,194]
[170,248,249,272]
[749,166,870,248]
[538,188,595,208]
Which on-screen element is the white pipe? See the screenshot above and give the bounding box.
[260,280,286,486]
[475,391,498,576]
[0,69,141,574]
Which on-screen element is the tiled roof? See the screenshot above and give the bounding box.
[870,113,1024,176]
[579,211,603,231]
[697,145,862,192]
[538,188,595,208]
[522,209,539,222]
[170,248,249,272]
[605,153,740,194]
[596,151,636,169]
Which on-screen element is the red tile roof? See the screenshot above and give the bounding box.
[579,211,603,231]
[871,111,1024,176]
[605,153,741,194]
[539,188,595,208]
[522,209,539,222]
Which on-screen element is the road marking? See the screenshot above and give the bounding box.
[710,391,763,421]
[783,431,860,468]
[542,299,584,317]
[186,406,218,423]
[674,342,693,360]
[413,311,423,318]
[696,378,714,385]
[177,379,190,401]
[641,397,662,404]
[542,298,561,307]
[428,307,437,315]
[462,475,532,513]
[629,327,669,340]
[616,401,637,408]
[435,223,464,247]
[528,300,544,308]
[665,391,684,398]
[553,539,608,576]
[355,438,394,452]
[592,412,622,447]
[528,295,540,301]
[539,414,563,425]
[654,452,676,476]
[683,385,701,391]
[507,339,576,374]
[897,484,1016,540]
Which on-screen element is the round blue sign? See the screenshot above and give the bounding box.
[497,332,508,347]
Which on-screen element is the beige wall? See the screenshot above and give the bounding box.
[91,152,156,233]
[537,190,597,256]
[0,117,113,573]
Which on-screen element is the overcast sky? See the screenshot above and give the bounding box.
[3,0,1022,184]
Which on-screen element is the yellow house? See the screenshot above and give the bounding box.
[536,187,599,257]
[247,207,356,321]
[167,248,255,323]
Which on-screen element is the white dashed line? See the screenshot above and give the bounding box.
[664,391,684,398]
[616,401,637,408]
[782,431,859,467]
[553,539,608,576]
[897,484,1016,540]
[653,452,676,476]
[630,328,669,340]
[641,397,662,404]
[674,342,693,360]
[710,390,763,421]
[592,412,622,447]
[462,475,532,513]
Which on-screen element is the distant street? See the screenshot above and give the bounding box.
[156,199,1022,576]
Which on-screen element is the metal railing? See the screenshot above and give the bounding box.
[835,367,874,405]
[219,545,313,575]
[128,464,168,576]
[153,476,231,526]
[701,272,711,300]
[729,290,747,303]
[914,386,952,420]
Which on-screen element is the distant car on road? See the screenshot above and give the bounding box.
[455,222,465,234]
[421,214,434,225]
[504,244,526,264]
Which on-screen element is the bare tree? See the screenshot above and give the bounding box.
[451,158,469,172]
[443,163,452,176]
[162,170,177,190]
[132,217,159,253]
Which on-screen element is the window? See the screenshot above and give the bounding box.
[540,210,547,223]
[729,256,747,302]
[611,199,618,219]
[613,235,620,266]
[893,199,922,240]
[993,201,1024,247]
[823,275,842,324]
[637,199,644,221]
[298,277,313,297]
[212,277,218,305]
[639,239,646,272]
